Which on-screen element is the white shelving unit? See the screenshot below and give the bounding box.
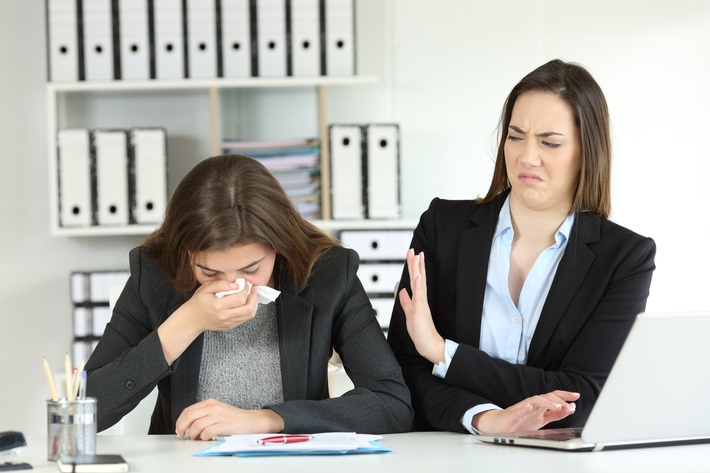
[46,75,414,237]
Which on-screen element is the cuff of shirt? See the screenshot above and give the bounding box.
[461,404,502,434]
[431,339,459,378]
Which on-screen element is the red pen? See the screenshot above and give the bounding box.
[257,435,313,445]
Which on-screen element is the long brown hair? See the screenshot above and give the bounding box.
[479,59,612,218]
[143,155,339,296]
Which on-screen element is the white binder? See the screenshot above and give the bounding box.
[339,230,412,260]
[370,297,395,330]
[91,306,112,336]
[290,0,321,76]
[72,341,93,368]
[256,0,287,76]
[73,307,92,337]
[153,0,185,79]
[221,0,252,77]
[130,128,167,224]
[71,272,90,304]
[57,129,92,227]
[92,130,130,226]
[329,125,364,219]
[357,263,403,293]
[186,0,219,78]
[46,0,81,81]
[81,0,114,81]
[116,0,151,80]
[365,124,400,219]
[89,271,130,303]
[323,0,355,76]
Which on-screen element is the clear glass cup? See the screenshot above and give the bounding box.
[46,398,97,461]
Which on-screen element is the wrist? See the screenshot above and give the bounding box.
[472,411,485,432]
[157,305,203,364]
[426,337,446,364]
[259,409,285,433]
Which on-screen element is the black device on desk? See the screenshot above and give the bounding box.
[57,454,129,472]
[0,431,31,470]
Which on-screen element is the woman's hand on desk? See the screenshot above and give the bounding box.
[473,390,579,434]
[399,249,446,364]
[175,399,285,440]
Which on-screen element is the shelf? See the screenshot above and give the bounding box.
[47,75,384,236]
[49,219,417,238]
[312,219,418,231]
[46,75,377,93]
[50,224,158,237]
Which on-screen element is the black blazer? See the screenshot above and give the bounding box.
[86,246,413,434]
[387,195,656,432]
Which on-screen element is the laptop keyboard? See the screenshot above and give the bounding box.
[516,428,583,441]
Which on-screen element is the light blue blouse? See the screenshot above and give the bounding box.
[432,196,574,433]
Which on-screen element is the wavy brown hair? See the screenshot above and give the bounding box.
[479,59,612,218]
[142,154,338,297]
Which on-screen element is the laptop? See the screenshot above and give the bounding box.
[476,311,710,451]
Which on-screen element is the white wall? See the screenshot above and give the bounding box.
[1,0,708,435]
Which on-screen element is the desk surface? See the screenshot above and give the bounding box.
[7,433,710,473]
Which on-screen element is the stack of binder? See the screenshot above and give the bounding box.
[329,123,401,220]
[222,137,322,219]
[70,270,130,362]
[46,0,357,82]
[337,229,413,333]
[57,127,168,228]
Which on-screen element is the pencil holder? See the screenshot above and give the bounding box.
[46,398,97,461]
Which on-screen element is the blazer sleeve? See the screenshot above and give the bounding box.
[389,199,657,432]
[85,248,174,432]
[388,198,487,432]
[268,248,414,434]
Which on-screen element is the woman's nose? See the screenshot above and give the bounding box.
[519,141,541,166]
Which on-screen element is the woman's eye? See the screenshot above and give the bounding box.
[542,141,562,149]
[244,268,259,276]
[202,271,217,278]
[507,135,523,142]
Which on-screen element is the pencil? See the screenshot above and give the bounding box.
[43,358,58,402]
[65,353,72,401]
[70,358,85,401]
[79,370,87,400]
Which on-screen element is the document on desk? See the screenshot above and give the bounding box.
[194,433,390,457]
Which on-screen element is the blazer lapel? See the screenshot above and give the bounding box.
[527,213,600,363]
[275,282,314,401]
[455,199,503,347]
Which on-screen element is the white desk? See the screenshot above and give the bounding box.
[7,433,710,473]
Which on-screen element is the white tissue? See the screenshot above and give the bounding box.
[215,278,246,298]
[215,278,281,304]
[255,285,280,304]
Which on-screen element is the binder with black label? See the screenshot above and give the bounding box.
[57,128,92,227]
[322,0,355,76]
[82,0,115,81]
[46,0,83,81]
[91,129,130,226]
[153,0,185,79]
[255,0,288,76]
[221,0,252,77]
[290,0,320,76]
[329,124,365,219]
[116,0,151,80]
[364,124,400,219]
[185,0,220,78]
[129,127,167,224]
